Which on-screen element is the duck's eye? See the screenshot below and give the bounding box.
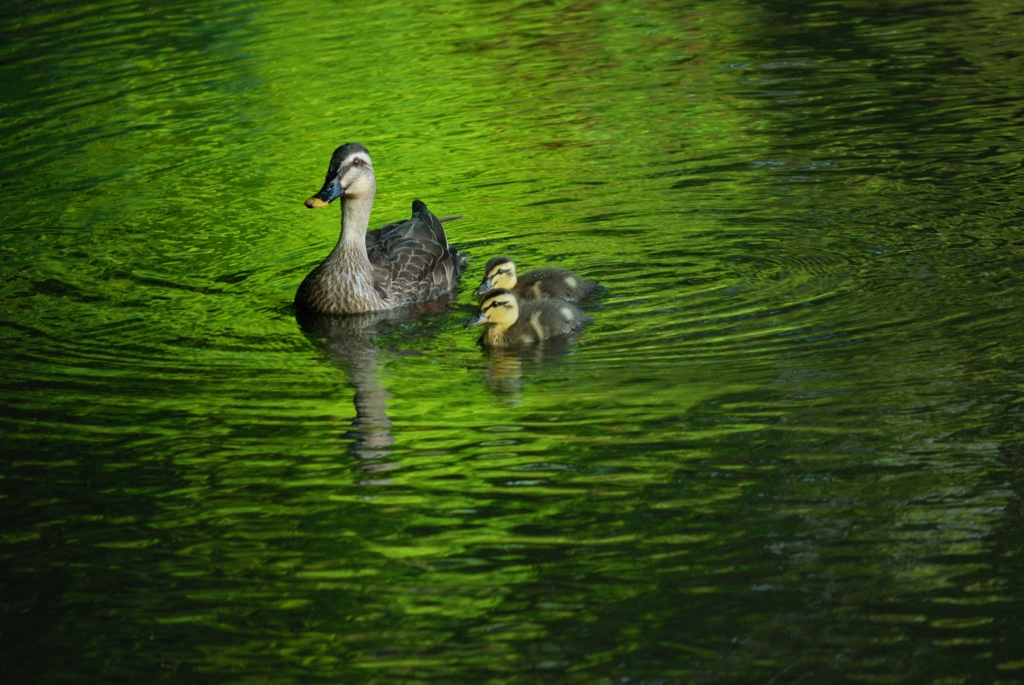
[352,158,362,167]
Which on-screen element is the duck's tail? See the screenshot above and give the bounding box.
[453,249,469,278]
[413,200,470,279]
[412,199,461,223]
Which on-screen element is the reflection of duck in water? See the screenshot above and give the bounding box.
[296,142,467,314]
[296,298,455,475]
[466,288,591,347]
[472,256,599,302]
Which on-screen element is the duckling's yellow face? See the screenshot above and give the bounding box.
[468,290,520,331]
[473,260,518,296]
[489,261,517,290]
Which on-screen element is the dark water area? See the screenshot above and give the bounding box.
[3,0,1024,682]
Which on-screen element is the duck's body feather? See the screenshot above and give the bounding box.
[362,201,468,306]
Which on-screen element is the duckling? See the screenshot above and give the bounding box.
[472,256,599,302]
[295,142,467,314]
[466,288,591,347]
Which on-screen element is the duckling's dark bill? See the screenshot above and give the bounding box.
[472,280,491,297]
[304,175,343,208]
[464,312,487,328]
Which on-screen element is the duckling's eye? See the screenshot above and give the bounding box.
[352,158,362,167]
[496,269,508,275]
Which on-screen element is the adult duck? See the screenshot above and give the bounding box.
[295,143,468,314]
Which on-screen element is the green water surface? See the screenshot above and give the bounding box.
[3,0,1024,682]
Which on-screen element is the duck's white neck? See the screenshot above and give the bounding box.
[340,192,375,249]
[311,191,384,311]
[326,193,376,278]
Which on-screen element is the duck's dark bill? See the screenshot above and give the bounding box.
[304,175,343,208]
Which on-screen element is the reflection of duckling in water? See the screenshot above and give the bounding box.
[472,256,600,302]
[466,288,591,347]
[482,347,525,401]
[481,335,577,402]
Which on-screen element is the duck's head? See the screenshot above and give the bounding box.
[465,288,519,331]
[473,256,518,297]
[305,142,376,208]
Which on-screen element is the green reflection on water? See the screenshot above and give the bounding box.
[3,0,1024,682]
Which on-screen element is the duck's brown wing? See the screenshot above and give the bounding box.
[366,200,468,306]
[365,209,461,255]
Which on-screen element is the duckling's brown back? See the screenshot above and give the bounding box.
[515,267,600,302]
[502,298,590,345]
